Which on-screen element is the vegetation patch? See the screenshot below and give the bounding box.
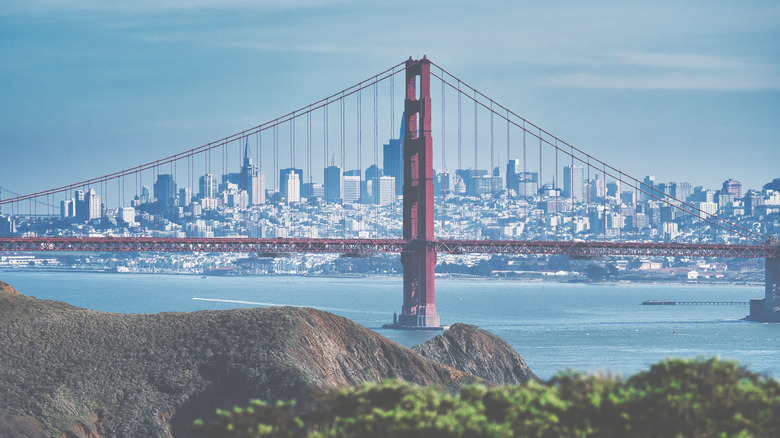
[195,357,780,437]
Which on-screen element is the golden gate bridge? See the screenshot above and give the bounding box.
[1,57,778,326]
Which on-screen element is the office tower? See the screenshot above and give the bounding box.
[607,181,620,198]
[375,176,396,205]
[343,175,361,203]
[506,158,520,193]
[280,168,303,204]
[363,165,383,202]
[640,175,656,202]
[302,183,324,200]
[178,187,192,207]
[383,115,405,195]
[60,199,76,219]
[324,165,342,203]
[722,179,742,199]
[73,188,101,222]
[517,171,538,198]
[672,181,693,203]
[154,174,177,208]
[590,174,606,200]
[563,165,585,202]
[117,207,135,225]
[240,141,264,205]
[199,174,217,199]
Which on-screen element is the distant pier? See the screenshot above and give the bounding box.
[643,299,748,306]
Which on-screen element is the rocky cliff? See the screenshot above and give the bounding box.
[0,280,20,294]
[413,323,538,384]
[0,286,535,438]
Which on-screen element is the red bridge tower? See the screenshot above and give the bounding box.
[391,57,442,329]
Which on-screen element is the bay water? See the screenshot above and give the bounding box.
[2,271,777,380]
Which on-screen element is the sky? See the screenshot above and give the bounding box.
[1,0,779,201]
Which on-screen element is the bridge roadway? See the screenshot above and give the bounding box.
[0,237,776,259]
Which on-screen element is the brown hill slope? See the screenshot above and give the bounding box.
[0,290,480,438]
[413,322,538,384]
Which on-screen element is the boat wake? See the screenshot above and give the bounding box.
[192,297,387,315]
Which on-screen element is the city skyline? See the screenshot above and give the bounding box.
[1,1,779,197]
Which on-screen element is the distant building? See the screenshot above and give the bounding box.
[280,168,303,204]
[302,182,324,200]
[671,181,693,202]
[722,178,742,199]
[72,188,102,222]
[343,175,361,203]
[117,207,135,225]
[375,176,396,205]
[240,141,265,205]
[199,174,217,199]
[324,165,342,203]
[383,115,404,195]
[563,165,585,202]
[154,174,177,208]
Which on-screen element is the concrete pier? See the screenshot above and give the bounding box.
[746,256,780,322]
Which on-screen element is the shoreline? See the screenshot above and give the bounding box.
[1,266,764,288]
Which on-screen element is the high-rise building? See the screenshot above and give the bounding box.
[375,176,396,205]
[671,181,693,203]
[72,189,101,222]
[722,178,742,199]
[240,141,265,205]
[640,175,656,202]
[154,174,177,208]
[178,187,192,207]
[563,165,585,202]
[302,183,324,200]
[280,168,303,204]
[199,174,217,199]
[324,165,342,203]
[343,175,361,203]
[383,115,405,195]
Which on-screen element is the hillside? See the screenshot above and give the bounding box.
[0,287,534,438]
[413,322,538,384]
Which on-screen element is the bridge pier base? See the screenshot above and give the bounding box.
[747,257,780,322]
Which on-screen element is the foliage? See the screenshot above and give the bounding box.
[195,357,780,437]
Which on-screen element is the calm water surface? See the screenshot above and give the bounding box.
[3,271,777,380]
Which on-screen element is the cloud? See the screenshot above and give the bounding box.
[546,71,780,91]
[544,51,780,91]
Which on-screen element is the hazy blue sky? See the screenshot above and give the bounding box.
[1,0,778,199]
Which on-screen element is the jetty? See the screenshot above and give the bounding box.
[643,300,748,306]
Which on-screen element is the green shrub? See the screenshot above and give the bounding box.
[195,357,780,437]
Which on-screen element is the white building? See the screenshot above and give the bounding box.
[343,175,361,203]
[374,176,395,205]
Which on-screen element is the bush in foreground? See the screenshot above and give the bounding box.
[194,357,780,437]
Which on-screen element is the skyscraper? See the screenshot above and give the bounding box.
[375,176,396,205]
[563,165,585,202]
[199,174,217,199]
[154,174,177,208]
[343,175,361,203]
[383,114,405,195]
[240,140,265,205]
[722,178,742,198]
[324,165,342,203]
[280,168,303,204]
